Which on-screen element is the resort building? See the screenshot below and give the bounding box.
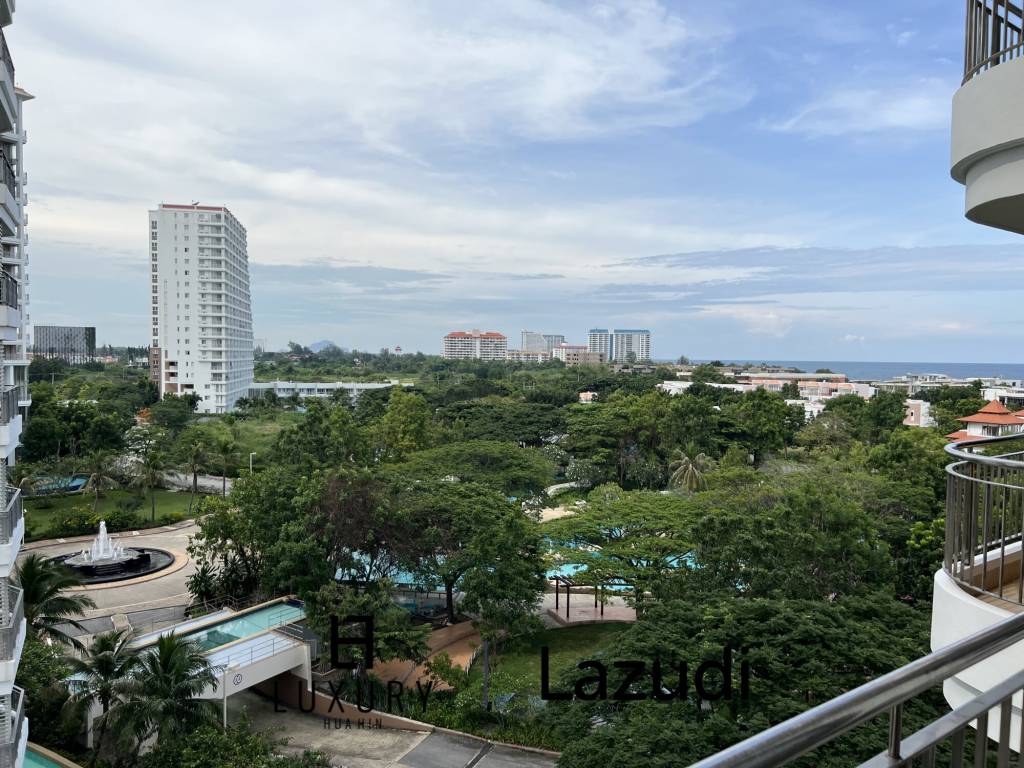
[148,203,254,413]
[588,328,652,362]
[944,399,1024,443]
[248,380,403,402]
[0,3,29,764]
[441,330,507,360]
[505,349,550,363]
[904,398,937,428]
[31,325,96,364]
[521,330,566,354]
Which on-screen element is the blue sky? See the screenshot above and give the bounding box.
[16,1,1021,361]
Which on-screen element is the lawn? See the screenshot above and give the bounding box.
[25,488,204,541]
[467,623,630,697]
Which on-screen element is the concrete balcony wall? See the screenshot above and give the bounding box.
[951,56,1024,234]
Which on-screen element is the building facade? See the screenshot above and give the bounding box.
[442,330,507,360]
[0,4,29,763]
[521,330,565,354]
[32,325,96,364]
[149,204,254,413]
[588,328,651,362]
[505,349,550,363]
[552,343,606,366]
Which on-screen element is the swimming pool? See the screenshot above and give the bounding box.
[26,745,81,768]
[179,602,305,652]
[31,474,89,495]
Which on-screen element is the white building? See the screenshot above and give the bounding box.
[0,3,29,762]
[588,328,651,362]
[442,330,507,360]
[249,380,404,401]
[149,204,254,413]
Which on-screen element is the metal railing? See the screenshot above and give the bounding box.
[0,27,12,87]
[964,0,1024,83]
[213,623,306,670]
[0,687,24,768]
[0,386,17,426]
[0,583,22,662]
[690,611,1024,767]
[0,271,16,311]
[944,433,1024,605]
[0,488,21,546]
[0,147,14,200]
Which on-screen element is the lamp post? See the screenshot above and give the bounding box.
[249,452,256,475]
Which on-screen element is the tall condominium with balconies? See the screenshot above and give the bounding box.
[442,330,507,360]
[0,3,28,765]
[587,328,651,362]
[149,204,254,413]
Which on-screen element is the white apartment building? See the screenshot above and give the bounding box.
[0,4,29,764]
[149,204,254,413]
[521,330,565,354]
[442,330,507,360]
[588,328,651,362]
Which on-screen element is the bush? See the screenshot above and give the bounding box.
[43,505,142,539]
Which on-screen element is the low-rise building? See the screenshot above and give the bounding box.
[249,380,404,402]
[945,399,1024,442]
[552,344,606,366]
[442,330,507,360]
[904,399,937,428]
[506,349,550,363]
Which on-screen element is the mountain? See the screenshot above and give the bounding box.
[309,340,338,353]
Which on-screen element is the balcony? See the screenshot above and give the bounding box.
[952,1,1024,234]
[0,687,24,768]
[0,489,21,576]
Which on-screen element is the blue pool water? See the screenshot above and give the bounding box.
[179,602,305,652]
[26,749,69,768]
[33,475,89,495]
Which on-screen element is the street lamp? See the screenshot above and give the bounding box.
[249,452,256,474]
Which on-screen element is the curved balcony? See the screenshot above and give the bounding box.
[931,433,1024,742]
[951,1,1024,234]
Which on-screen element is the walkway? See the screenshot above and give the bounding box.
[374,621,481,692]
[229,690,557,768]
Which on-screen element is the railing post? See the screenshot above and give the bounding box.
[887,703,902,760]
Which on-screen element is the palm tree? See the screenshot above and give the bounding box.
[668,448,713,493]
[179,437,209,515]
[80,450,119,515]
[214,437,238,497]
[63,629,140,767]
[121,634,219,749]
[15,553,96,649]
[134,450,165,522]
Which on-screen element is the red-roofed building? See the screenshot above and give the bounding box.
[442,329,508,360]
[946,399,1024,442]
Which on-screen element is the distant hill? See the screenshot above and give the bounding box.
[309,340,338,353]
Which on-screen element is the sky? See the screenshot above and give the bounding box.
[15,0,1023,361]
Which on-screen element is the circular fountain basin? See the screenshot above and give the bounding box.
[50,547,175,584]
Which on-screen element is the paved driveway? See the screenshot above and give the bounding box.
[229,691,557,768]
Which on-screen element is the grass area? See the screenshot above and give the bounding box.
[25,488,204,541]
[193,412,303,475]
[467,623,630,697]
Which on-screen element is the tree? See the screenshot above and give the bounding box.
[374,388,433,460]
[388,440,554,497]
[214,436,238,497]
[549,595,940,768]
[139,723,331,768]
[667,448,712,492]
[458,510,546,711]
[15,554,96,649]
[273,400,367,471]
[393,479,520,623]
[80,450,119,515]
[17,636,74,751]
[177,431,210,515]
[148,393,199,431]
[727,389,803,465]
[134,450,165,522]
[63,629,140,767]
[117,634,219,753]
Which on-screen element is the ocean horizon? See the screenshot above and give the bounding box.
[687,359,1024,382]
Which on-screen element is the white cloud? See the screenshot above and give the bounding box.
[769,77,950,136]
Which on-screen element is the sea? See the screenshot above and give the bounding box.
[688,360,1024,383]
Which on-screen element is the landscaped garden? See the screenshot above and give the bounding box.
[25,488,201,542]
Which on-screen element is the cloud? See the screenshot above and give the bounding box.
[769,77,951,136]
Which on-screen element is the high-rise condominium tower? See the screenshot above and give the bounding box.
[588,328,651,362]
[149,203,254,413]
[0,3,30,762]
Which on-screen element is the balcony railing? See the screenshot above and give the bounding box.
[0,687,23,768]
[944,433,1024,605]
[0,272,16,311]
[0,583,22,662]
[0,147,14,201]
[0,27,12,87]
[0,489,20,546]
[0,387,17,426]
[964,0,1024,83]
[691,611,1024,767]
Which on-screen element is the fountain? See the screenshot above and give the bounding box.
[50,521,174,584]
